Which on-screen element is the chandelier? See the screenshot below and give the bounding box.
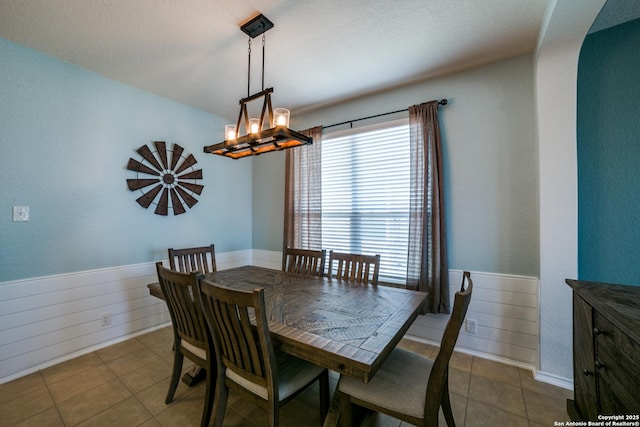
[203,14,312,159]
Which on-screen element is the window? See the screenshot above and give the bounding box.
[321,119,410,283]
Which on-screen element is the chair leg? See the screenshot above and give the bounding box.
[166,345,184,404]
[268,399,280,427]
[200,369,214,427]
[441,380,455,427]
[339,390,353,427]
[319,370,330,422]
[212,382,229,427]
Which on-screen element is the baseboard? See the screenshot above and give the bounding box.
[534,369,574,390]
[403,334,538,372]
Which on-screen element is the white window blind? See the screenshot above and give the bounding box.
[321,119,410,283]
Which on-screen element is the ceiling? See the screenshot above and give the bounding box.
[0,1,635,122]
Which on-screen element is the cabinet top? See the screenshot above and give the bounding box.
[566,279,640,343]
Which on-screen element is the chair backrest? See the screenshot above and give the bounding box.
[197,278,278,401]
[282,247,326,277]
[168,244,217,274]
[155,262,211,363]
[423,271,473,420]
[327,250,380,285]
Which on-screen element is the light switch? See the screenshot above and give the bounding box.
[13,206,30,222]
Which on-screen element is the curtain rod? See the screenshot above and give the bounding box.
[322,99,448,130]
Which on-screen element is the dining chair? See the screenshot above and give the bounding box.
[196,278,330,427]
[282,247,327,277]
[168,244,217,274]
[337,271,473,427]
[155,262,216,427]
[327,250,381,285]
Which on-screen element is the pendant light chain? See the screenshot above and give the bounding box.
[247,37,252,97]
[248,35,266,95]
[261,34,266,91]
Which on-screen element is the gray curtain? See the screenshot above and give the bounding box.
[407,101,449,314]
[283,126,323,250]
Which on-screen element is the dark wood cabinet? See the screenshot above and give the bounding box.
[566,279,640,421]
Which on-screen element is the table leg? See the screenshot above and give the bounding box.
[181,367,206,386]
[171,341,206,387]
[323,389,370,427]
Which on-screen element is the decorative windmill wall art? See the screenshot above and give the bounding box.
[126,141,204,216]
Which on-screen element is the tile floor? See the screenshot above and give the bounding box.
[0,326,572,426]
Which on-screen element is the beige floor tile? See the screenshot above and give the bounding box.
[472,356,521,386]
[138,417,164,427]
[118,357,171,394]
[397,338,437,358]
[146,340,176,363]
[523,387,570,424]
[449,351,473,372]
[0,386,55,426]
[56,378,131,426]
[154,388,207,427]
[41,352,103,385]
[136,376,196,415]
[136,326,173,348]
[465,398,529,427]
[75,396,153,427]
[96,337,146,363]
[47,364,116,404]
[0,372,47,405]
[13,407,64,427]
[104,347,164,377]
[449,367,471,397]
[468,375,527,417]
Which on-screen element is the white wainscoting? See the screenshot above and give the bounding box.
[1,253,554,387]
[0,250,253,384]
[251,249,283,270]
[407,270,539,371]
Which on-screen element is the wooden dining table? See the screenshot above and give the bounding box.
[148,264,427,383]
[149,265,426,426]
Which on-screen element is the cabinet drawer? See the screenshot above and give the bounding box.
[595,313,640,414]
[573,294,598,420]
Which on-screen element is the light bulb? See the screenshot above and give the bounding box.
[274,108,290,127]
[249,118,260,134]
[225,124,236,140]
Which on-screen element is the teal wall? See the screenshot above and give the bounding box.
[0,38,253,282]
[577,19,640,286]
[253,54,540,277]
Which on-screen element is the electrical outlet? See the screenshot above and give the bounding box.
[465,319,477,334]
[100,312,111,327]
[13,206,30,222]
